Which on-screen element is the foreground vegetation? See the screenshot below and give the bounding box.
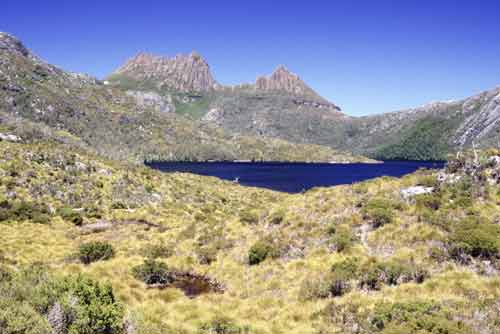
[0,139,499,333]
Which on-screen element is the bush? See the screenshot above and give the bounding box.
[78,241,115,264]
[199,315,246,334]
[359,259,428,290]
[268,209,286,225]
[329,257,360,296]
[449,216,500,260]
[331,226,357,252]
[132,259,172,285]
[64,275,124,334]
[415,193,441,211]
[58,207,83,226]
[0,300,52,334]
[0,201,51,223]
[248,240,277,265]
[0,266,123,334]
[362,198,395,228]
[370,301,471,334]
[299,275,333,301]
[239,209,259,225]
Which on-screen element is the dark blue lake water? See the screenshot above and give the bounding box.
[146,161,445,193]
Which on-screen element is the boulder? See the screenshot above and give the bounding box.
[401,186,434,200]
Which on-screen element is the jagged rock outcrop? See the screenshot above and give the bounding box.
[255,65,340,110]
[112,52,218,93]
[0,32,35,59]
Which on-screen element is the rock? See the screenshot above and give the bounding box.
[202,107,224,123]
[47,303,66,334]
[255,65,340,109]
[401,186,434,199]
[126,90,174,113]
[0,133,21,142]
[113,52,218,93]
[0,32,31,58]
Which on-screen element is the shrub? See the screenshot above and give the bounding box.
[78,241,115,264]
[370,301,471,334]
[448,217,500,260]
[359,259,428,290]
[132,259,172,285]
[331,226,357,252]
[248,240,277,265]
[415,193,441,211]
[199,315,245,334]
[0,300,52,334]
[0,267,123,334]
[329,257,360,296]
[362,198,395,228]
[0,201,51,223]
[268,209,286,225]
[239,209,259,225]
[58,207,84,226]
[64,275,124,334]
[299,275,333,300]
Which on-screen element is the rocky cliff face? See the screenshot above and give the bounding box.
[112,52,218,93]
[255,65,339,110]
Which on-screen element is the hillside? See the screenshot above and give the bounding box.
[0,139,499,333]
[0,32,369,163]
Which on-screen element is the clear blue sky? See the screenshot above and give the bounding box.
[2,0,500,116]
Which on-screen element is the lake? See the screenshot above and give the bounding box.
[146,161,445,193]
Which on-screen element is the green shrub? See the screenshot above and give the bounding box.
[268,209,286,225]
[362,198,395,228]
[417,174,439,188]
[132,259,172,285]
[248,240,277,265]
[449,217,500,260]
[329,257,360,296]
[64,275,124,334]
[199,315,246,334]
[239,209,259,225]
[416,193,441,211]
[111,201,127,210]
[0,300,52,334]
[78,241,115,264]
[331,226,357,252]
[58,207,84,226]
[0,201,51,223]
[0,266,123,334]
[359,259,428,290]
[371,301,471,334]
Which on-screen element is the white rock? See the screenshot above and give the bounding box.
[401,186,434,199]
[0,133,21,142]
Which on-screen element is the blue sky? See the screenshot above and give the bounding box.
[2,0,500,116]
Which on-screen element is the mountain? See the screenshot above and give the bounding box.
[109,51,218,93]
[108,48,500,160]
[0,32,371,163]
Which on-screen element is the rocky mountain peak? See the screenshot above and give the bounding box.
[112,51,218,93]
[0,32,32,58]
[255,65,340,110]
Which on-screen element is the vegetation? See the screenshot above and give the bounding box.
[248,240,278,265]
[0,141,499,333]
[132,259,172,285]
[78,241,115,264]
